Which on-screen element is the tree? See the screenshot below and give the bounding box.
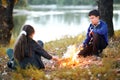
[0,0,16,45]
[97,0,114,37]
[0,0,14,45]
[15,0,28,9]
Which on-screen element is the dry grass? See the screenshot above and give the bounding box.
[0,30,120,80]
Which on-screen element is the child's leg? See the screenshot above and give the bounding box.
[37,40,44,48]
[78,45,93,57]
[6,48,13,60]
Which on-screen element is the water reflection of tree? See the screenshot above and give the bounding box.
[64,13,84,26]
[32,15,52,25]
[113,14,119,23]
[113,13,120,28]
[13,15,27,37]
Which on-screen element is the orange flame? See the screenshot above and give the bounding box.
[58,45,80,68]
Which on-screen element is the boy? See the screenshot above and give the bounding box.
[78,9,108,57]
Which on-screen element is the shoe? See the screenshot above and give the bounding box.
[98,49,103,53]
[93,55,101,61]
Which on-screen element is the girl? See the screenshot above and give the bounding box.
[8,25,58,69]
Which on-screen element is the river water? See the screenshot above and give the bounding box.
[13,5,120,42]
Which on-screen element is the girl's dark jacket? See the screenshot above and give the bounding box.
[19,37,52,69]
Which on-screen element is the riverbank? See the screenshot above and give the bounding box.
[0,30,120,79]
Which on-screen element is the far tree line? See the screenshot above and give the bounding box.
[20,0,120,5]
[0,0,119,8]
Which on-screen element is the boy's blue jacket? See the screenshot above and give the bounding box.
[83,20,108,45]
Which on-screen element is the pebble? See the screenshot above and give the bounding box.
[97,73,101,77]
[5,56,8,59]
[4,65,7,68]
[2,70,7,76]
[0,58,2,61]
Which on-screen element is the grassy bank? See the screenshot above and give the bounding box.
[0,30,120,80]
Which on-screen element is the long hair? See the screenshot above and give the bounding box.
[14,25,35,61]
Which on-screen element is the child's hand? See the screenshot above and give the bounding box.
[89,30,93,37]
[79,44,84,50]
[52,56,59,61]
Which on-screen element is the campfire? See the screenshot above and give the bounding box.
[45,45,102,69]
[57,45,80,68]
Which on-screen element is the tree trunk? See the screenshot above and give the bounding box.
[0,0,14,45]
[97,0,114,37]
